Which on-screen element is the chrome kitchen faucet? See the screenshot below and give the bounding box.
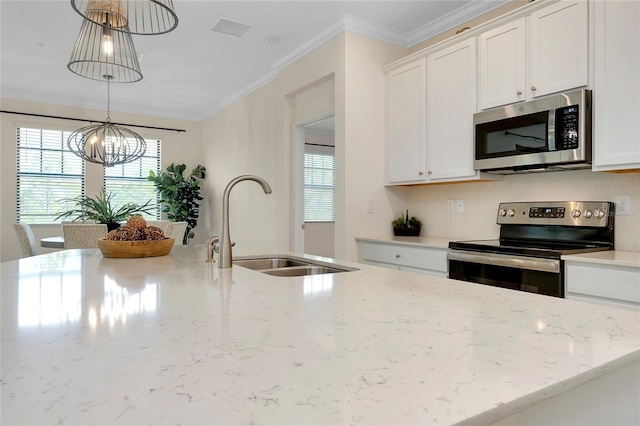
[212,175,272,268]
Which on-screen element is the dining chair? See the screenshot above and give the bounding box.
[13,223,37,257]
[167,221,188,245]
[62,223,108,249]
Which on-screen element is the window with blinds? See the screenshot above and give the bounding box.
[17,127,85,223]
[304,149,335,222]
[104,139,161,220]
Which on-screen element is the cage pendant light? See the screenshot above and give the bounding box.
[71,0,178,35]
[68,77,147,167]
[68,15,142,83]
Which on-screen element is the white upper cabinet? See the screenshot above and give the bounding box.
[479,19,526,110]
[529,0,589,98]
[478,0,588,110]
[386,59,427,184]
[426,38,480,182]
[385,40,484,185]
[592,0,640,171]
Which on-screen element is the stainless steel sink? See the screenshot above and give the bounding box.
[262,265,347,277]
[232,257,310,270]
[233,255,358,277]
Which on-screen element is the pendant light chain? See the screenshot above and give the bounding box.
[106,76,112,123]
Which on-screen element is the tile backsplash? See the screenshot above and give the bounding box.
[405,170,640,252]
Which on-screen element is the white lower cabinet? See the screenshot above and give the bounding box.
[357,240,448,277]
[566,261,640,309]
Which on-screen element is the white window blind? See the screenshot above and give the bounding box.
[104,139,161,220]
[17,127,84,223]
[304,147,335,222]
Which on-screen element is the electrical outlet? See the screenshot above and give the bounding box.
[366,199,374,214]
[456,199,464,213]
[616,195,631,216]
[447,199,455,214]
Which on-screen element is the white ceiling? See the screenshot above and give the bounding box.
[0,0,507,122]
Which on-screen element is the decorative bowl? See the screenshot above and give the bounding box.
[97,238,175,258]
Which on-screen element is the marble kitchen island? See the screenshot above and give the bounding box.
[1,246,639,425]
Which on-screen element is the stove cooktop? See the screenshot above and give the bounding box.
[449,201,615,259]
[448,239,612,259]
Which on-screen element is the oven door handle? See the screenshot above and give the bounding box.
[447,250,560,273]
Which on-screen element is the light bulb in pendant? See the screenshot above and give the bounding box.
[101,26,114,57]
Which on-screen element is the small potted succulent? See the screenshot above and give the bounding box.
[392,209,423,237]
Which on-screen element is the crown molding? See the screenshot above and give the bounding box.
[198,70,279,121]
[205,0,513,118]
[407,0,510,46]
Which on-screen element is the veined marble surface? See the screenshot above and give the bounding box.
[355,235,451,249]
[1,246,639,425]
[563,250,640,268]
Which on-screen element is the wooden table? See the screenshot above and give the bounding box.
[40,236,64,249]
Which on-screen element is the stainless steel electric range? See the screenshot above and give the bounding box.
[447,201,615,298]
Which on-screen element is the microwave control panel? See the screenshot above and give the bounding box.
[555,105,579,150]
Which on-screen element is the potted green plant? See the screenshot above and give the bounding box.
[55,189,154,232]
[147,163,206,245]
[392,209,423,237]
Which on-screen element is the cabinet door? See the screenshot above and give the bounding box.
[426,38,478,181]
[529,0,588,98]
[386,59,427,184]
[592,0,640,171]
[478,18,526,110]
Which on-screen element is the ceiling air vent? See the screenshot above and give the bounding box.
[211,18,253,38]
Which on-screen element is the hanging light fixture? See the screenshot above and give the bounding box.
[68,77,147,167]
[68,14,142,83]
[71,0,178,35]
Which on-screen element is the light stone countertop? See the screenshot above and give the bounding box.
[357,235,640,269]
[355,235,452,249]
[563,250,640,268]
[1,246,639,425]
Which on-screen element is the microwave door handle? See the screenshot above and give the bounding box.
[548,109,556,151]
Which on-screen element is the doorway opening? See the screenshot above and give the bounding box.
[293,115,335,258]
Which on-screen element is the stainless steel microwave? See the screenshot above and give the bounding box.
[473,89,592,174]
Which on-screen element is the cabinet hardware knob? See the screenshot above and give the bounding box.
[418,171,424,176]
[531,85,537,91]
[428,170,433,174]
[396,254,401,258]
[516,90,522,95]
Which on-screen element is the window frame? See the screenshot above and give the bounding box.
[16,123,163,224]
[303,143,335,223]
[16,125,86,224]
[103,138,162,220]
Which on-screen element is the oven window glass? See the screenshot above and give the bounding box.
[448,259,563,298]
[476,111,549,159]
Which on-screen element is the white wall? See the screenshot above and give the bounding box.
[199,81,281,254]
[0,98,204,261]
[342,32,409,260]
[200,32,408,261]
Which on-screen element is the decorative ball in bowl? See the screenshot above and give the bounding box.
[97,238,175,258]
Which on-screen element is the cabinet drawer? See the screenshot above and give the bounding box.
[566,263,640,304]
[360,242,447,273]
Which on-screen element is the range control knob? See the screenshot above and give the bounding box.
[584,210,593,218]
[571,209,581,218]
[499,209,508,217]
[594,209,606,218]
[508,209,516,217]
